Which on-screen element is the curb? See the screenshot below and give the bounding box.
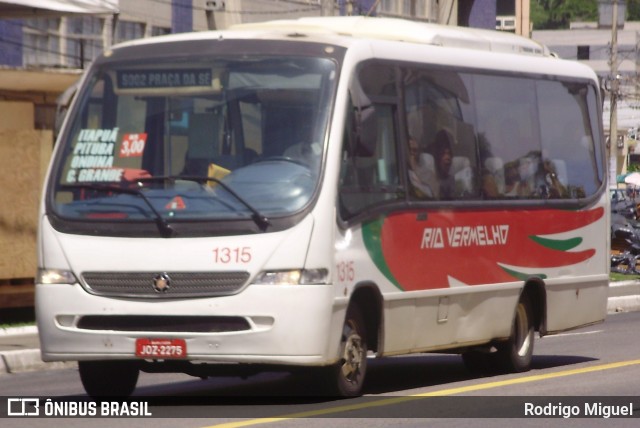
[608,295,640,313]
[0,349,76,374]
[1,281,639,375]
[0,325,38,337]
[0,325,74,375]
[607,280,640,313]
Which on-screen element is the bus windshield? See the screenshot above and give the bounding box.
[51,55,336,231]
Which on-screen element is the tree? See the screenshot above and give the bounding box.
[531,0,598,29]
[629,0,640,20]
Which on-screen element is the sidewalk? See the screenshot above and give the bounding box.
[2,281,640,375]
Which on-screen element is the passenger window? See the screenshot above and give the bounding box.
[339,102,401,219]
[403,68,478,200]
[537,81,602,197]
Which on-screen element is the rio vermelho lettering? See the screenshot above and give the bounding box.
[421,225,509,249]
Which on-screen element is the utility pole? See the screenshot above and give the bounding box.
[610,0,619,183]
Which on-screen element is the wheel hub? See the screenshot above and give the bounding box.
[341,333,364,381]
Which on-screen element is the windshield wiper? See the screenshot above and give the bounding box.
[137,175,271,231]
[60,183,175,238]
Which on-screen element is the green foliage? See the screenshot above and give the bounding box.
[532,1,640,30]
[531,0,598,29]
[630,0,640,20]
[610,271,640,281]
[628,162,640,173]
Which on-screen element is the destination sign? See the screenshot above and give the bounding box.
[117,69,212,89]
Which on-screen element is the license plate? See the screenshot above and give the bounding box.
[135,338,186,359]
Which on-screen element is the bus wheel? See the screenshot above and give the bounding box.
[79,360,139,397]
[496,293,534,372]
[329,305,368,397]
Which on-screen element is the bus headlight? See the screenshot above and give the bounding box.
[253,269,329,285]
[36,268,78,285]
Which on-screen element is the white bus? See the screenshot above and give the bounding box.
[36,16,609,397]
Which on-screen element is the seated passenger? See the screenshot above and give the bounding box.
[516,153,567,198]
[481,157,503,199]
[503,161,528,197]
[517,155,538,196]
[429,130,456,200]
[407,136,435,198]
[409,131,473,200]
[536,158,568,198]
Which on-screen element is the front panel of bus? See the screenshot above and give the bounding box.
[36,37,347,365]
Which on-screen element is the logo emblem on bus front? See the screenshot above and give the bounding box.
[152,273,171,293]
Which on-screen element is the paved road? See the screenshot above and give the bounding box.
[1,312,640,428]
[1,280,639,374]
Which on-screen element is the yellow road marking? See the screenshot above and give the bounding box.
[203,359,640,428]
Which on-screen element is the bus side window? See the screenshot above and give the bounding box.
[339,103,401,219]
[536,81,601,197]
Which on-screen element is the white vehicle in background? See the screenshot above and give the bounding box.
[37,17,609,397]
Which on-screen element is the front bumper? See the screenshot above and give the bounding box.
[36,282,342,366]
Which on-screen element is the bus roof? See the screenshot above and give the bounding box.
[110,16,550,59]
[229,16,551,57]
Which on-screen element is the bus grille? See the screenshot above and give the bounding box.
[77,315,251,332]
[81,271,250,298]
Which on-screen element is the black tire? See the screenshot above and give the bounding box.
[496,293,535,372]
[79,360,139,397]
[325,305,368,397]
